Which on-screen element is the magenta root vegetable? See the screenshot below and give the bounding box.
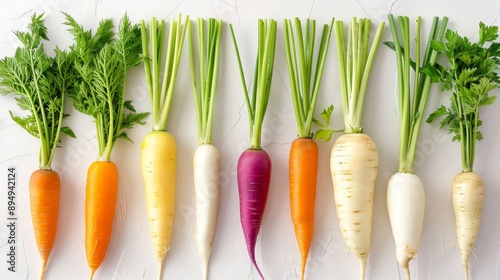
[230,18,277,280]
[237,148,272,278]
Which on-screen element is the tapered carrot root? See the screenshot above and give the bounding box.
[85,161,119,277]
[452,171,484,280]
[237,148,272,280]
[29,169,60,280]
[330,133,378,279]
[193,144,220,279]
[387,172,425,280]
[289,138,318,280]
[141,130,176,276]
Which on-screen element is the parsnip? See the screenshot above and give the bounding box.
[452,172,484,280]
[331,133,378,279]
[331,18,385,279]
[425,21,500,279]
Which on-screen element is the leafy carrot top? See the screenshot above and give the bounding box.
[64,13,148,161]
[0,14,75,169]
[425,22,500,172]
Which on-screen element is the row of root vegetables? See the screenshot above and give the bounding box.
[1,12,499,280]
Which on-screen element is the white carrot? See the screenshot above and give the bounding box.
[425,21,500,280]
[193,144,220,277]
[386,173,425,279]
[385,15,448,279]
[331,18,384,279]
[188,17,223,279]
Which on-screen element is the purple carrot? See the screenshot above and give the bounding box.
[237,148,272,279]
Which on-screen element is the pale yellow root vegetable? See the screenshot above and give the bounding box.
[330,133,378,279]
[141,130,176,278]
[452,171,484,280]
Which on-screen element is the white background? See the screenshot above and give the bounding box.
[1,0,500,279]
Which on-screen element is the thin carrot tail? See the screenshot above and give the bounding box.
[158,261,163,280]
[249,256,265,280]
[402,261,410,280]
[462,259,469,280]
[202,261,209,280]
[358,257,367,280]
[89,269,95,280]
[39,259,47,280]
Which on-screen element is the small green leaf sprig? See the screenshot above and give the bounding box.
[425,22,500,172]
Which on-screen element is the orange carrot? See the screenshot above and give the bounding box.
[289,138,318,279]
[282,17,334,279]
[85,161,119,277]
[29,169,61,278]
[64,13,147,278]
[0,14,76,279]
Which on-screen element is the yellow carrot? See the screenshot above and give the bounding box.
[141,131,176,267]
[140,15,189,278]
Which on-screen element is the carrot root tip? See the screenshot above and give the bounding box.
[203,263,209,280]
[39,260,48,280]
[358,257,367,280]
[158,261,164,280]
[89,269,96,280]
[462,260,469,280]
[402,261,410,280]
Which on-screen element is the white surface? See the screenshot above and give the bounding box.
[1,0,500,279]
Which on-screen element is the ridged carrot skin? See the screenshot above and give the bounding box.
[452,171,484,280]
[141,130,176,269]
[237,148,272,280]
[85,160,119,277]
[330,133,378,279]
[289,137,318,279]
[29,169,60,278]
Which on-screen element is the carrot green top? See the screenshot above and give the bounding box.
[426,22,500,172]
[230,19,277,150]
[141,15,189,132]
[283,18,334,140]
[65,13,148,161]
[334,18,384,134]
[188,18,223,145]
[385,15,448,173]
[0,14,75,170]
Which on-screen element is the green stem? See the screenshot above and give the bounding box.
[47,82,67,168]
[251,19,277,149]
[229,24,254,137]
[141,20,154,121]
[334,21,350,129]
[284,19,307,137]
[404,17,448,172]
[30,54,50,167]
[189,18,223,145]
